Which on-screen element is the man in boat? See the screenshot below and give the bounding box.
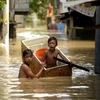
[41,37,72,68]
[18,49,44,78]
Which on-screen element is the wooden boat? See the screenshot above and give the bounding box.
[21,35,72,77]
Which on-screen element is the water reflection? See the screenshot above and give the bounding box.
[0,31,97,99]
[8,77,72,100]
[6,76,96,100]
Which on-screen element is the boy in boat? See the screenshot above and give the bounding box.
[41,37,72,68]
[18,49,44,78]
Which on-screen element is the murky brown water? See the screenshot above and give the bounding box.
[0,31,99,100]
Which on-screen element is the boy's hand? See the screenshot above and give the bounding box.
[41,62,46,67]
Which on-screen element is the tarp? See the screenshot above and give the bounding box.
[59,0,96,17]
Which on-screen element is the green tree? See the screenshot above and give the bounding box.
[0,0,6,23]
[0,0,6,10]
[29,0,47,20]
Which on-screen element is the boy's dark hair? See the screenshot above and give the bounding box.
[48,37,58,45]
[22,49,33,57]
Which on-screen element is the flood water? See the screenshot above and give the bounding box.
[0,31,99,100]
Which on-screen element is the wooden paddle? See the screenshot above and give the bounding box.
[53,57,90,72]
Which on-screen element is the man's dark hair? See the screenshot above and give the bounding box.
[48,37,58,45]
[22,49,33,57]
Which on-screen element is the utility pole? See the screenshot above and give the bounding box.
[95,6,100,74]
[2,0,9,57]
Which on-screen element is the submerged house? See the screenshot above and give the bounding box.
[54,0,96,40]
[9,0,29,38]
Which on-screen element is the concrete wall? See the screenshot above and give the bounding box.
[15,0,29,13]
[15,15,25,28]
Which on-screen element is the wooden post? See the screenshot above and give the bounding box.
[9,0,16,44]
[95,6,100,74]
[9,0,16,22]
[69,16,74,39]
